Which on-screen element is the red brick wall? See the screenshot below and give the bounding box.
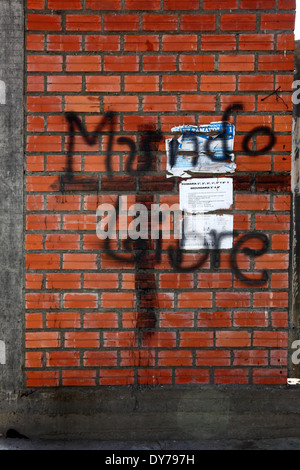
[25,0,295,387]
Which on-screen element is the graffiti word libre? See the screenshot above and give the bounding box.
[97,199,269,286]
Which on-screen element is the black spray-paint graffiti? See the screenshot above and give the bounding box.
[54,103,277,328]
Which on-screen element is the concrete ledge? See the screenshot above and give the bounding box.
[1,386,300,440]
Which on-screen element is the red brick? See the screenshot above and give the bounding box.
[253,331,288,347]
[143,14,178,31]
[125,75,159,92]
[201,34,236,50]
[277,34,295,50]
[63,253,97,270]
[216,331,251,347]
[179,55,215,71]
[160,312,194,328]
[84,351,118,367]
[143,55,176,71]
[215,292,250,308]
[85,34,120,51]
[46,195,81,211]
[181,94,216,111]
[253,292,289,308]
[66,14,101,31]
[220,94,255,111]
[181,14,215,31]
[102,292,135,309]
[235,194,270,210]
[27,0,45,7]
[221,14,256,31]
[258,54,294,71]
[26,253,60,270]
[64,332,99,348]
[26,293,60,310]
[47,34,82,51]
[239,34,274,51]
[143,95,177,112]
[124,34,159,51]
[46,273,81,290]
[26,273,43,290]
[234,311,268,327]
[103,331,137,348]
[158,350,193,367]
[26,195,44,211]
[273,194,291,211]
[275,74,294,91]
[83,273,118,289]
[47,75,82,92]
[197,311,231,328]
[255,214,290,231]
[83,312,118,329]
[48,0,82,7]
[65,95,100,113]
[100,369,134,386]
[261,13,295,30]
[45,234,80,251]
[272,234,289,251]
[27,34,45,51]
[271,273,289,290]
[46,312,81,328]
[233,350,268,366]
[26,332,60,348]
[142,332,176,348]
[25,371,59,387]
[271,312,288,328]
[46,352,81,368]
[214,369,249,385]
[25,234,43,250]
[25,312,43,330]
[240,0,275,7]
[66,55,101,72]
[104,14,139,31]
[162,34,197,51]
[25,352,43,368]
[27,95,62,112]
[125,0,160,9]
[200,75,236,91]
[159,273,193,289]
[165,0,199,8]
[27,75,45,92]
[86,0,121,8]
[26,214,61,231]
[27,115,45,132]
[252,369,286,385]
[104,96,139,112]
[175,369,209,385]
[27,55,63,72]
[162,75,197,92]
[219,54,255,71]
[86,76,121,93]
[104,55,139,72]
[238,74,274,91]
[179,331,213,347]
[196,350,231,366]
[197,273,232,289]
[278,0,296,8]
[27,14,62,31]
[64,293,98,309]
[203,0,237,7]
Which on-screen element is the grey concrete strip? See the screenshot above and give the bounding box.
[0,438,300,450]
